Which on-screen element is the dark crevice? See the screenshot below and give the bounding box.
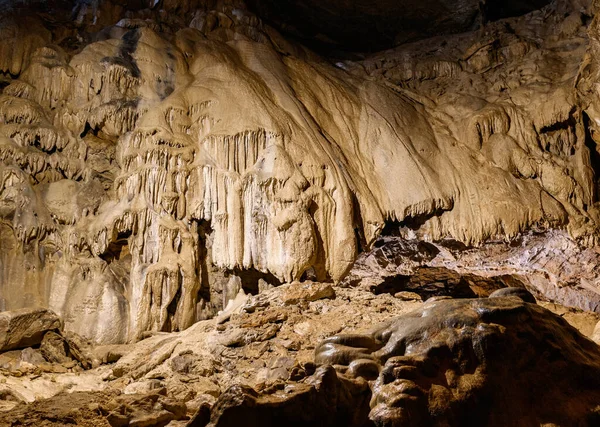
[99,231,131,264]
[539,113,577,134]
[382,207,448,235]
[164,283,182,332]
[231,267,282,295]
[80,122,99,139]
[351,192,367,254]
[370,267,524,300]
[307,200,329,281]
[195,219,212,304]
[31,136,57,155]
[583,112,600,203]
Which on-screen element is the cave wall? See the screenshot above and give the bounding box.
[1,0,600,343]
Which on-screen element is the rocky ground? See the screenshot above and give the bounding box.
[1,279,599,426]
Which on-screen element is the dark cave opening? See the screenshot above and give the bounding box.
[164,280,182,332]
[370,267,525,300]
[231,267,282,295]
[99,231,131,264]
[583,112,600,203]
[483,0,552,23]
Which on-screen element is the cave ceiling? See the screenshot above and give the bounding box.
[246,0,553,51]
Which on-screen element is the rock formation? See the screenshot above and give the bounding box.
[0,284,598,426]
[3,0,600,423]
[198,289,600,426]
[315,290,600,426]
[1,0,600,345]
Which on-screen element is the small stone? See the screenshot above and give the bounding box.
[20,347,46,365]
[282,282,336,305]
[106,411,129,427]
[394,291,423,301]
[52,364,68,374]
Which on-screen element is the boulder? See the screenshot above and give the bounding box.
[40,331,71,364]
[0,308,61,352]
[200,366,370,427]
[282,282,336,305]
[63,331,97,369]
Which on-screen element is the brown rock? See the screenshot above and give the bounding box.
[40,331,71,364]
[282,282,336,305]
[316,295,600,426]
[63,331,97,369]
[202,366,370,427]
[0,308,61,352]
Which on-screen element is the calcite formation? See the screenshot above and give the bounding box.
[311,291,600,426]
[1,0,600,345]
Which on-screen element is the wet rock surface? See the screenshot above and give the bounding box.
[315,291,600,426]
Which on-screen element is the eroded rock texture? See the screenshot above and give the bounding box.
[312,293,600,426]
[2,0,600,344]
[312,294,600,426]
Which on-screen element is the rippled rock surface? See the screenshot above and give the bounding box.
[1,0,600,346]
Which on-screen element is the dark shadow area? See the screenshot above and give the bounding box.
[245,0,552,55]
[232,267,282,295]
[583,111,600,203]
[370,266,525,300]
[99,231,131,264]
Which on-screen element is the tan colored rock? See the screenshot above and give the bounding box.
[0,308,61,352]
[592,320,600,344]
[281,282,336,305]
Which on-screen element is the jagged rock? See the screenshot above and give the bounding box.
[202,366,371,427]
[0,308,61,352]
[62,331,98,370]
[315,296,600,426]
[346,231,600,312]
[40,331,70,364]
[281,282,336,305]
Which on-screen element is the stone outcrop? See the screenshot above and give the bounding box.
[1,282,599,425]
[314,291,600,426]
[0,308,61,352]
[344,230,600,312]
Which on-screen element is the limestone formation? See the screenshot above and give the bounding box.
[313,293,600,426]
[4,0,600,424]
[1,0,600,345]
